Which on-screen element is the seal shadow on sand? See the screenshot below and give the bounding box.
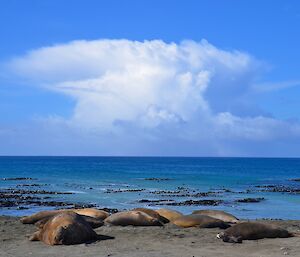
[82,234,115,245]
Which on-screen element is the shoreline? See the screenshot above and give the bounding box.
[1,215,300,257]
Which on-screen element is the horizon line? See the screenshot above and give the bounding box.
[0,155,300,159]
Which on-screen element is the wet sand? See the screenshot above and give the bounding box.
[1,216,300,257]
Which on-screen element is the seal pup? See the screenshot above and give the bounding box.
[172,214,230,229]
[217,222,295,243]
[192,210,239,223]
[156,208,183,222]
[21,208,109,224]
[132,208,169,223]
[29,211,97,245]
[104,211,163,226]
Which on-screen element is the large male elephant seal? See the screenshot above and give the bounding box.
[217,222,295,243]
[104,211,163,226]
[21,208,109,224]
[192,210,239,223]
[30,211,97,245]
[172,214,230,229]
[132,208,169,223]
[155,208,183,222]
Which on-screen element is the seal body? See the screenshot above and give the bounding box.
[35,214,104,229]
[21,208,109,224]
[156,209,183,222]
[217,222,292,243]
[132,208,169,223]
[30,211,97,245]
[21,210,62,224]
[192,210,239,223]
[73,208,109,220]
[172,214,230,229]
[104,211,163,226]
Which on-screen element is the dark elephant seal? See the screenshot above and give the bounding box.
[29,211,97,245]
[132,208,169,223]
[104,211,163,226]
[156,208,183,222]
[172,214,230,228]
[21,208,109,224]
[192,210,239,223]
[217,222,294,243]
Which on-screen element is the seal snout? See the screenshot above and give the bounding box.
[216,232,224,239]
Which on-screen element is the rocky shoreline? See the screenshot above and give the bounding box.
[1,177,300,216]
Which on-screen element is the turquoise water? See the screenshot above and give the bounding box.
[1,157,300,219]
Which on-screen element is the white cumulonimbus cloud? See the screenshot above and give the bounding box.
[5,39,300,156]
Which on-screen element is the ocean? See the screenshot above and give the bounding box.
[1,157,300,219]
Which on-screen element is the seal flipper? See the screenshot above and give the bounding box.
[29,231,40,241]
[227,236,242,243]
[291,232,300,237]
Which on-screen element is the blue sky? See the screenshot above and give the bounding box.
[1,0,300,156]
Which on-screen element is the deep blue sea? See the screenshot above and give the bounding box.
[1,157,300,219]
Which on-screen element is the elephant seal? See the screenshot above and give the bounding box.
[156,208,183,222]
[21,208,109,224]
[132,208,169,223]
[217,222,294,243]
[192,210,239,223]
[104,211,163,226]
[35,214,104,229]
[29,211,97,245]
[73,208,109,220]
[172,214,230,229]
[21,210,62,224]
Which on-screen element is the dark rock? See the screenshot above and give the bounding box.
[150,190,217,198]
[144,178,172,181]
[2,177,36,181]
[105,188,145,193]
[150,199,223,206]
[236,197,265,203]
[290,178,300,182]
[99,208,119,214]
[0,200,17,207]
[2,189,74,195]
[137,199,175,204]
[17,206,29,210]
[255,185,300,194]
[16,184,49,187]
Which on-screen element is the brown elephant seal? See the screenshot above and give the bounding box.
[73,208,109,220]
[192,210,239,223]
[21,208,109,224]
[104,211,163,226]
[35,214,104,229]
[217,222,294,243]
[29,211,97,245]
[155,208,183,222]
[21,210,62,224]
[172,214,230,229]
[132,208,169,223]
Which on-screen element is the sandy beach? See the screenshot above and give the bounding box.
[1,216,300,257]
